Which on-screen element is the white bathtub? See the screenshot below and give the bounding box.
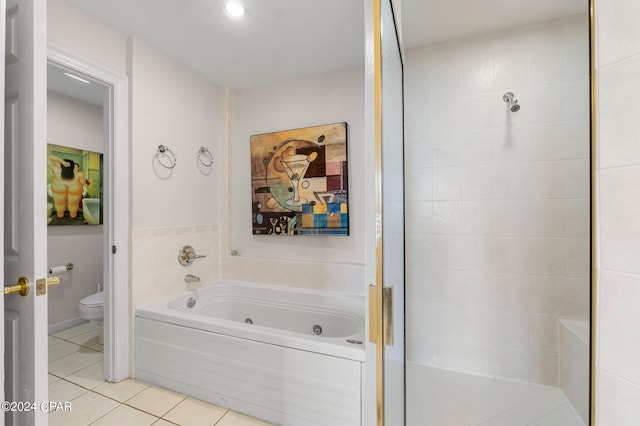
[135,281,365,426]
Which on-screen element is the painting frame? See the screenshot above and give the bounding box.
[47,143,103,226]
[250,122,349,236]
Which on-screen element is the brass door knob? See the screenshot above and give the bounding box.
[4,277,30,297]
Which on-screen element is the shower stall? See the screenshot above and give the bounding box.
[376,1,591,424]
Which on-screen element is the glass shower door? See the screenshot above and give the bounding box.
[379,0,405,423]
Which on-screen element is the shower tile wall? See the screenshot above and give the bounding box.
[405,14,590,385]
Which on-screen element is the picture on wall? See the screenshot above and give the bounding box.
[47,143,103,226]
[250,122,349,236]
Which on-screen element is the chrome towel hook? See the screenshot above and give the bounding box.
[155,145,177,169]
[198,147,213,167]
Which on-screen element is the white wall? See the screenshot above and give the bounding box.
[48,0,127,75]
[129,38,222,229]
[404,14,590,385]
[594,0,640,423]
[129,38,223,307]
[47,91,104,327]
[222,68,365,293]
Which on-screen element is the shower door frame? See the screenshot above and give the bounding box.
[588,0,597,423]
[368,0,406,425]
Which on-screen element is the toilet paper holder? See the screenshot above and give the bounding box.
[48,263,74,275]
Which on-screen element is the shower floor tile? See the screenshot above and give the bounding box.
[407,362,585,425]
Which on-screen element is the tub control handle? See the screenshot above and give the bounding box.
[178,245,207,266]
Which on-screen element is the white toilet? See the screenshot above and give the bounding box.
[79,291,104,344]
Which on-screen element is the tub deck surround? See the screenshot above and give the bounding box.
[134,281,364,426]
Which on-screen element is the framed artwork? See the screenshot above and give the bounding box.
[47,143,103,225]
[250,122,349,236]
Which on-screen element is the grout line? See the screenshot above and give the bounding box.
[117,391,187,420]
[90,381,150,405]
[154,419,180,425]
[51,332,102,353]
[212,409,231,425]
[85,401,123,425]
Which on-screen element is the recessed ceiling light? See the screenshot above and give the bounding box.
[63,72,91,84]
[223,1,249,20]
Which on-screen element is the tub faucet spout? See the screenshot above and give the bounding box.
[184,274,201,283]
[184,274,201,290]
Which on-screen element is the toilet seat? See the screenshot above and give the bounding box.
[79,291,104,321]
[80,291,104,308]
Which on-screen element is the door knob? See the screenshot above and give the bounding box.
[4,277,30,297]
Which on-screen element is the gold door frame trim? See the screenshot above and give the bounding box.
[589,0,597,424]
[373,0,384,423]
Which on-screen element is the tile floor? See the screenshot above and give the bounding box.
[404,362,585,425]
[49,323,274,426]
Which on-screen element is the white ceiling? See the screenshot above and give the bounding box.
[61,0,365,90]
[48,63,106,106]
[52,0,588,98]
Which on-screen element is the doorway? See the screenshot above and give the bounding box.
[47,46,130,384]
[46,60,107,387]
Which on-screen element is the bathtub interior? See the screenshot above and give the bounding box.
[161,280,365,339]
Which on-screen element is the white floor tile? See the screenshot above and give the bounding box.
[48,379,87,403]
[407,363,583,426]
[49,341,83,363]
[49,336,64,348]
[93,379,149,403]
[63,361,105,389]
[162,397,227,426]
[479,408,529,426]
[49,348,103,377]
[52,322,97,340]
[514,388,567,423]
[67,329,100,347]
[216,411,276,426]
[450,401,502,425]
[91,404,158,426]
[125,385,185,417]
[91,343,104,352]
[152,420,175,426]
[48,391,118,426]
[531,402,585,426]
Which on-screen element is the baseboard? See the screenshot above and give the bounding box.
[48,317,88,335]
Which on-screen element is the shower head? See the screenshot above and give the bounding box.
[503,92,520,112]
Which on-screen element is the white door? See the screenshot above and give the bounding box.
[3,0,48,424]
[0,0,5,421]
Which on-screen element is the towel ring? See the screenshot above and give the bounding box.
[198,147,213,167]
[156,145,177,169]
